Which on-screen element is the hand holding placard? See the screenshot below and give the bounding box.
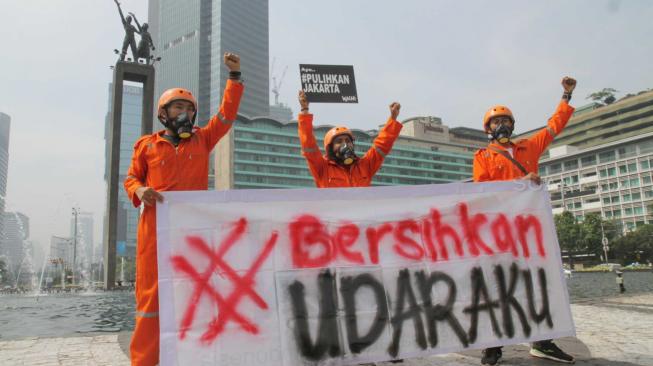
[299,64,358,103]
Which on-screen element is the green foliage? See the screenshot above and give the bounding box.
[554,212,619,266]
[586,88,618,105]
[582,213,617,260]
[554,211,584,266]
[610,224,653,264]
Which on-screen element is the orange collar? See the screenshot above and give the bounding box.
[488,141,526,151]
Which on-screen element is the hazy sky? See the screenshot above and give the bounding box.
[0,0,652,257]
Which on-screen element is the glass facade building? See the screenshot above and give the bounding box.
[518,90,653,152]
[104,84,143,259]
[541,134,653,232]
[524,89,653,232]
[215,116,486,189]
[149,0,269,123]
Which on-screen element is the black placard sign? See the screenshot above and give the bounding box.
[299,64,358,103]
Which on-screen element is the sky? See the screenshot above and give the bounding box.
[0,0,651,258]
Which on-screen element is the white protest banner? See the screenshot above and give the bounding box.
[300,64,358,103]
[157,182,575,366]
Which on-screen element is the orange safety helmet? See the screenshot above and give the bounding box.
[157,88,198,122]
[323,126,354,151]
[483,105,514,131]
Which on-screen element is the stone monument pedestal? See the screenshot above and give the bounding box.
[104,61,155,290]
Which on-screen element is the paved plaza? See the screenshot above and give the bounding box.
[1,293,652,366]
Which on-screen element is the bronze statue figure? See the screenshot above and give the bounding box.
[114,0,138,62]
[129,12,156,64]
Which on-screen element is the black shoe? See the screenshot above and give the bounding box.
[530,341,575,363]
[481,347,502,365]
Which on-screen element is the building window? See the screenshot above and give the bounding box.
[618,145,637,159]
[643,176,652,185]
[599,150,616,163]
[564,160,579,170]
[619,165,628,175]
[612,196,620,204]
[630,178,640,187]
[642,160,650,170]
[632,192,641,200]
[563,175,579,185]
[549,163,562,174]
[623,193,631,202]
[638,140,653,154]
[581,155,596,167]
[608,167,617,177]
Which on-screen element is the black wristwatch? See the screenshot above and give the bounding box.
[562,91,572,101]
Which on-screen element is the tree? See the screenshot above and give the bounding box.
[611,224,653,264]
[587,88,618,105]
[581,213,617,262]
[554,211,584,268]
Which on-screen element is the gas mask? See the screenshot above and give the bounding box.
[165,112,194,139]
[337,142,356,165]
[489,123,513,144]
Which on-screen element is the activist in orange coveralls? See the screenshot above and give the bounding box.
[297,90,402,188]
[473,77,577,366]
[297,91,404,365]
[124,53,244,366]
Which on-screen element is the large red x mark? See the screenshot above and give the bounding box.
[170,217,278,344]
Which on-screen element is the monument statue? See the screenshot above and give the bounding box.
[114,0,138,62]
[129,12,156,64]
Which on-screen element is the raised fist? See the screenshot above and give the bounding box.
[224,53,240,72]
[389,102,401,120]
[562,77,577,93]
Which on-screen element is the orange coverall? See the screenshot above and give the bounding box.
[297,114,403,188]
[473,101,575,182]
[124,79,243,366]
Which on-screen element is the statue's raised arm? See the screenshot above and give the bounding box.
[114,0,127,25]
[114,0,138,62]
[128,12,143,33]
